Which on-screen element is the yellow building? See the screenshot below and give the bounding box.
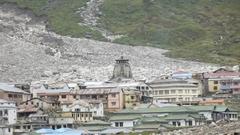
[123,89,141,109]
[208,79,221,92]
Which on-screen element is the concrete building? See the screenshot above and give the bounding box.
[110,115,141,128]
[122,89,141,109]
[33,82,75,103]
[0,99,17,125]
[0,99,16,135]
[0,83,31,104]
[61,99,104,118]
[147,79,200,103]
[20,98,60,111]
[202,68,240,94]
[76,88,124,112]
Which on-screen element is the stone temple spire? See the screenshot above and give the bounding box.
[110,56,133,82]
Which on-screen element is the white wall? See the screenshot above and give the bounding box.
[111,120,137,128]
[0,127,13,135]
[0,102,17,125]
[199,112,212,121]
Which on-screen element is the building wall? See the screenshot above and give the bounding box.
[0,102,17,125]
[89,103,104,117]
[0,127,13,135]
[168,119,196,127]
[0,91,30,104]
[107,92,123,112]
[150,87,199,102]
[199,112,212,121]
[123,91,141,108]
[111,120,137,128]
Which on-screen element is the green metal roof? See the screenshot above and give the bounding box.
[118,106,197,114]
[164,114,202,120]
[83,120,111,126]
[79,126,109,131]
[141,116,167,123]
[109,114,141,121]
[117,105,235,114]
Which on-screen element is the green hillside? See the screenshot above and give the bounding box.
[1,0,240,65]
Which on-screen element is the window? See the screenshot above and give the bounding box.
[234,82,239,85]
[171,90,176,94]
[165,90,169,94]
[75,108,80,112]
[178,90,183,94]
[222,82,226,86]
[111,94,116,98]
[214,81,218,84]
[177,122,181,126]
[61,95,66,98]
[214,86,218,90]
[146,87,149,90]
[119,122,123,127]
[8,94,12,98]
[115,122,119,127]
[131,96,134,100]
[192,90,197,94]
[111,102,116,106]
[92,95,97,99]
[159,91,163,95]
[4,110,8,115]
[73,95,76,99]
[36,102,39,107]
[8,128,11,132]
[154,91,158,95]
[189,121,192,126]
[89,113,92,117]
[15,126,20,129]
[99,95,104,98]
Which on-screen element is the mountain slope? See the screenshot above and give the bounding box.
[1,0,240,65]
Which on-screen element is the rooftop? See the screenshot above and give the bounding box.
[0,83,29,94]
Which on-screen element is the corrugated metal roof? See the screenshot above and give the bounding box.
[0,83,29,94]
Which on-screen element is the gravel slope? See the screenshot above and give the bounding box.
[0,4,218,83]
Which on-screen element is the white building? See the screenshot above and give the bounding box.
[109,115,141,128]
[147,79,201,103]
[0,99,17,135]
[61,100,104,117]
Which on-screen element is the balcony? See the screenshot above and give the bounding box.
[220,85,231,91]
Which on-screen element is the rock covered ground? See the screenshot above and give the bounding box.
[164,121,240,135]
[0,4,218,83]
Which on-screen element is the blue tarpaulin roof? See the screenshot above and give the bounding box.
[35,128,82,135]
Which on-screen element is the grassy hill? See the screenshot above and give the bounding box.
[1,0,240,65]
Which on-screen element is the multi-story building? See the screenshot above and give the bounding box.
[0,99,17,135]
[147,79,200,103]
[76,88,124,112]
[202,68,240,94]
[0,83,31,104]
[61,99,104,119]
[32,82,75,103]
[122,89,141,109]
